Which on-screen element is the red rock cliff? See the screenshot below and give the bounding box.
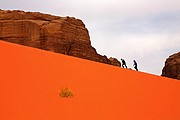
[0,10,121,67]
[162,52,180,80]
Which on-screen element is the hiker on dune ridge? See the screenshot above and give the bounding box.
[121,58,127,68]
[133,60,138,71]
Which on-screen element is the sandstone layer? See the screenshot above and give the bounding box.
[0,10,121,67]
[162,52,180,80]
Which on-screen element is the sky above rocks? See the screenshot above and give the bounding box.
[1,0,180,75]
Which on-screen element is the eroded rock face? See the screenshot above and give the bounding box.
[0,10,121,67]
[109,57,121,67]
[162,52,180,80]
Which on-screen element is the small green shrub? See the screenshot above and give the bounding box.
[59,87,74,98]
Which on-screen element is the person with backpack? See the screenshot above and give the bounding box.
[121,58,127,68]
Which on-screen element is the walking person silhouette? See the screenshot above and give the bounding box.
[133,60,138,71]
[121,58,127,68]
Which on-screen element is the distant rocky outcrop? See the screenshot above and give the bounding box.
[0,10,121,67]
[162,52,180,80]
[109,57,121,67]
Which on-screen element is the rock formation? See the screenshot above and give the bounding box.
[0,10,121,67]
[162,52,180,80]
[109,57,121,67]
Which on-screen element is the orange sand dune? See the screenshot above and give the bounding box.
[0,40,180,120]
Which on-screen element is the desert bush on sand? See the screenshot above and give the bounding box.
[59,87,74,98]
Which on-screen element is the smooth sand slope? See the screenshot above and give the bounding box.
[0,40,180,120]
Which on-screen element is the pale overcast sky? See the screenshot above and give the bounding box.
[1,0,180,75]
